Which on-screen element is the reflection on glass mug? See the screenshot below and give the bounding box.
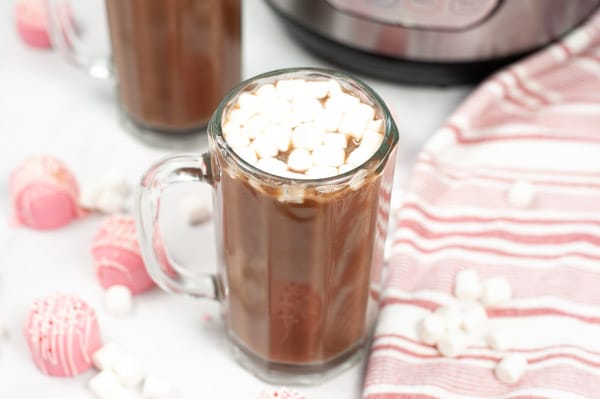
[46,0,242,147]
[135,68,399,384]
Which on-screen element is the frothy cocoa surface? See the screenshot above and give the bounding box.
[106,0,241,132]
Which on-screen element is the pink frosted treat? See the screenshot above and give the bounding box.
[24,294,102,377]
[257,388,306,399]
[15,0,52,49]
[10,156,84,230]
[91,215,156,294]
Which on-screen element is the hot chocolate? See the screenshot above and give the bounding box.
[105,0,241,133]
[216,77,389,365]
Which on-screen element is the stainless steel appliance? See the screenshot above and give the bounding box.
[267,0,599,85]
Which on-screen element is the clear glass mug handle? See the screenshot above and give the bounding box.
[135,153,223,300]
[46,0,113,79]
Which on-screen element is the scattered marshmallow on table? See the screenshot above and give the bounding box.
[481,277,512,307]
[417,313,445,345]
[143,375,178,399]
[89,370,122,399]
[180,195,211,226]
[105,285,133,317]
[437,329,468,358]
[113,353,145,388]
[460,303,488,333]
[495,354,527,384]
[487,327,514,352]
[507,180,535,209]
[454,269,482,301]
[93,342,125,371]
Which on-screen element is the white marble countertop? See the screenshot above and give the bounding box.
[0,0,469,397]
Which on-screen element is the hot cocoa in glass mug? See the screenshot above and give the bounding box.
[135,69,399,384]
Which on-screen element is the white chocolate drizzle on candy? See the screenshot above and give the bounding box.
[222,78,384,181]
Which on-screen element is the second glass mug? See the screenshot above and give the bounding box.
[136,68,399,384]
[46,0,242,147]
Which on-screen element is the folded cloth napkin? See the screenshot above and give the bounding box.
[363,11,600,399]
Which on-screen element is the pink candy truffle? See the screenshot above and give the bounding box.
[91,215,155,294]
[24,294,102,377]
[10,156,84,230]
[15,0,52,49]
[257,388,306,399]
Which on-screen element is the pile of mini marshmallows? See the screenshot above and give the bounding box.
[418,270,527,384]
[90,343,177,399]
[223,77,385,179]
[80,170,132,214]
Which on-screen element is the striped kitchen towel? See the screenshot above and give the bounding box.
[363,11,600,399]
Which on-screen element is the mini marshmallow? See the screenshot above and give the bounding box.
[291,97,323,124]
[96,190,126,214]
[417,313,445,345]
[228,107,253,126]
[358,130,384,154]
[237,92,259,114]
[454,269,482,301]
[315,108,342,132]
[113,353,145,388]
[222,120,242,136]
[327,79,343,96]
[89,370,122,399]
[80,180,103,210]
[325,92,360,113]
[367,119,384,133]
[180,196,211,226]
[507,180,535,209]
[143,375,178,399]
[235,147,258,165]
[348,169,368,190]
[481,277,512,307]
[338,109,370,138]
[256,157,288,176]
[105,285,133,317]
[487,327,514,351]
[255,83,277,98]
[495,354,527,384]
[93,342,125,371]
[275,79,307,99]
[101,170,130,196]
[312,145,345,168]
[241,115,268,138]
[224,133,250,148]
[435,306,462,330]
[291,123,323,150]
[305,80,330,99]
[461,303,488,333]
[259,98,291,125]
[305,166,338,179]
[346,148,371,168]
[437,329,468,358]
[287,148,313,172]
[322,132,347,148]
[252,135,279,159]
[266,124,292,152]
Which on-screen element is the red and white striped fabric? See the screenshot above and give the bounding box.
[364,11,600,399]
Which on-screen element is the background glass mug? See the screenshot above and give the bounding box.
[46,0,242,146]
[135,68,399,384]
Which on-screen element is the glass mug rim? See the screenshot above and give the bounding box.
[207,67,399,186]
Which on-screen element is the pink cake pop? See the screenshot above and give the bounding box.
[256,388,306,399]
[10,156,84,230]
[91,215,155,295]
[24,294,102,377]
[15,0,52,49]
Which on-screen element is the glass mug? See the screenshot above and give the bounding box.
[135,68,399,384]
[46,0,242,147]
